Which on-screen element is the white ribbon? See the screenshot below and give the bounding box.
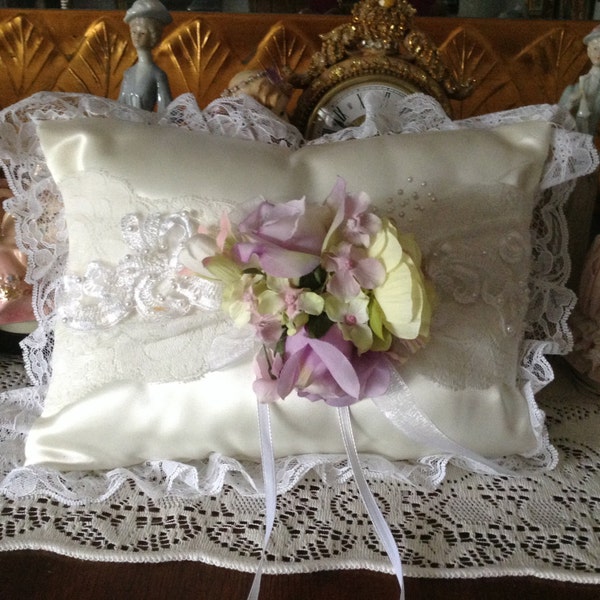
[247,400,277,600]
[338,406,405,600]
[245,360,517,600]
[374,363,515,476]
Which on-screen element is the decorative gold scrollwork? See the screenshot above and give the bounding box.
[55,20,132,99]
[296,0,472,101]
[0,15,65,108]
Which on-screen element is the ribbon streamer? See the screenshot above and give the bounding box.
[338,406,406,600]
[374,364,515,476]
[245,363,516,600]
[247,401,277,600]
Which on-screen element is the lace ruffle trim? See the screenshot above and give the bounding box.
[0,91,596,502]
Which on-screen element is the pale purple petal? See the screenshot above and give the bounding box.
[353,257,386,289]
[302,335,361,399]
[279,327,361,404]
[239,199,327,256]
[327,270,362,300]
[241,199,304,240]
[355,353,391,399]
[276,346,305,399]
[253,348,284,403]
[234,241,320,277]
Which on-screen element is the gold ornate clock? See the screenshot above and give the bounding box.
[292,0,472,139]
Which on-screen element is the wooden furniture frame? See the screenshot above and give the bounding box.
[0,9,597,121]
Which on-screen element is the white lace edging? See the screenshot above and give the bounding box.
[0,91,596,503]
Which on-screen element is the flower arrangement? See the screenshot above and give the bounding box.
[182,178,435,407]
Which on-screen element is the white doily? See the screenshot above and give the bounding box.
[0,355,599,583]
[0,91,597,504]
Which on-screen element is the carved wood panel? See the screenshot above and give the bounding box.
[0,9,596,118]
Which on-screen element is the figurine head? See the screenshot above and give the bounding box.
[124,0,172,50]
[584,25,600,66]
[128,18,162,50]
[124,0,172,25]
[223,68,293,118]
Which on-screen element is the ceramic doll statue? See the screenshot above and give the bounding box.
[118,0,173,112]
[567,235,600,393]
[560,25,600,135]
[221,68,293,119]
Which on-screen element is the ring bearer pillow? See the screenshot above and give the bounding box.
[0,92,596,491]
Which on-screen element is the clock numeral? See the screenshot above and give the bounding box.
[332,106,348,127]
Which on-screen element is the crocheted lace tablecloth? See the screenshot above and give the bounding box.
[1,354,599,583]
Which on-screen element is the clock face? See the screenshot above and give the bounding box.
[305,78,417,139]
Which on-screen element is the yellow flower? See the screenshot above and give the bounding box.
[367,219,434,344]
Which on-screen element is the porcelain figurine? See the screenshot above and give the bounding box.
[567,235,600,393]
[221,68,293,119]
[560,25,600,135]
[118,0,173,112]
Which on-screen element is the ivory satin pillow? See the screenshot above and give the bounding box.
[25,117,552,470]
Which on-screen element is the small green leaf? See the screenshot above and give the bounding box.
[369,298,386,339]
[306,312,334,338]
[275,332,287,356]
[298,266,327,292]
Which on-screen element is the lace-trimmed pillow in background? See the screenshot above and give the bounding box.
[0,92,597,490]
